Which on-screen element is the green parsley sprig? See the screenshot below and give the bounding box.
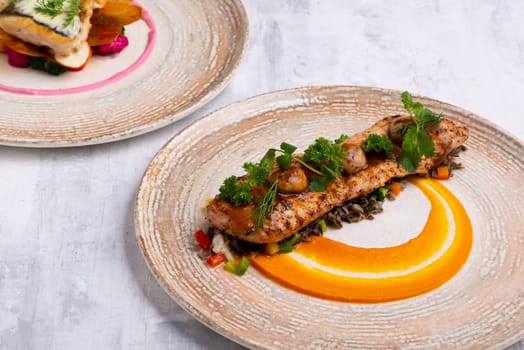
[302,135,348,191]
[219,147,277,206]
[218,176,253,206]
[218,135,350,227]
[362,134,393,158]
[398,91,443,171]
[218,149,279,228]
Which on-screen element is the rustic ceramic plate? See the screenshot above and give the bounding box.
[135,86,524,349]
[0,0,248,147]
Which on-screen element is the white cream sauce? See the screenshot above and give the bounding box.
[11,0,81,37]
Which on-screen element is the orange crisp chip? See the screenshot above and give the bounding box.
[88,2,142,46]
[3,38,49,58]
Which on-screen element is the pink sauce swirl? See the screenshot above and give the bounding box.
[0,3,157,96]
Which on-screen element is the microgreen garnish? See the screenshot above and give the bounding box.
[34,0,82,28]
[398,91,443,171]
[275,142,296,170]
[254,180,278,228]
[302,136,347,191]
[272,142,323,176]
[362,134,393,158]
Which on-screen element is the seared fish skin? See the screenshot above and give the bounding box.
[206,115,469,244]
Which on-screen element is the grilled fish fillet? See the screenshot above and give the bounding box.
[0,0,106,62]
[205,115,469,244]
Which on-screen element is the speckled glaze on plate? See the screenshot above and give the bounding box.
[0,0,248,147]
[135,86,524,350]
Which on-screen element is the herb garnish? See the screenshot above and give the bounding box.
[253,180,279,228]
[303,136,348,191]
[243,149,276,186]
[398,91,443,171]
[34,0,82,28]
[219,149,279,228]
[275,142,296,170]
[362,134,393,157]
[218,176,253,206]
[272,142,323,176]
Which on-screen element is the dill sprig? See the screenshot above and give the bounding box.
[34,0,82,28]
[35,0,66,18]
[254,180,279,228]
[63,0,81,27]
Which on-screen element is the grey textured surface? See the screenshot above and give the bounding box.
[1,0,523,349]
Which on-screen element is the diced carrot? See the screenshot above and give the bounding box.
[390,182,401,196]
[436,165,450,180]
[207,253,225,267]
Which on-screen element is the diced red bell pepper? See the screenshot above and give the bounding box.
[194,230,211,251]
[207,253,225,267]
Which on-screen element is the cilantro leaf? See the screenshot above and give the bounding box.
[401,91,414,112]
[218,176,253,206]
[416,130,435,157]
[417,108,443,130]
[397,128,434,171]
[280,142,297,154]
[397,151,418,172]
[362,134,393,158]
[398,91,442,172]
[309,176,331,192]
[276,154,292,170]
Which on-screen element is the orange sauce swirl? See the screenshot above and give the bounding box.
[251,178,473,302]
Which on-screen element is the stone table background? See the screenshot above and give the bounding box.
[1,0,523,349]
